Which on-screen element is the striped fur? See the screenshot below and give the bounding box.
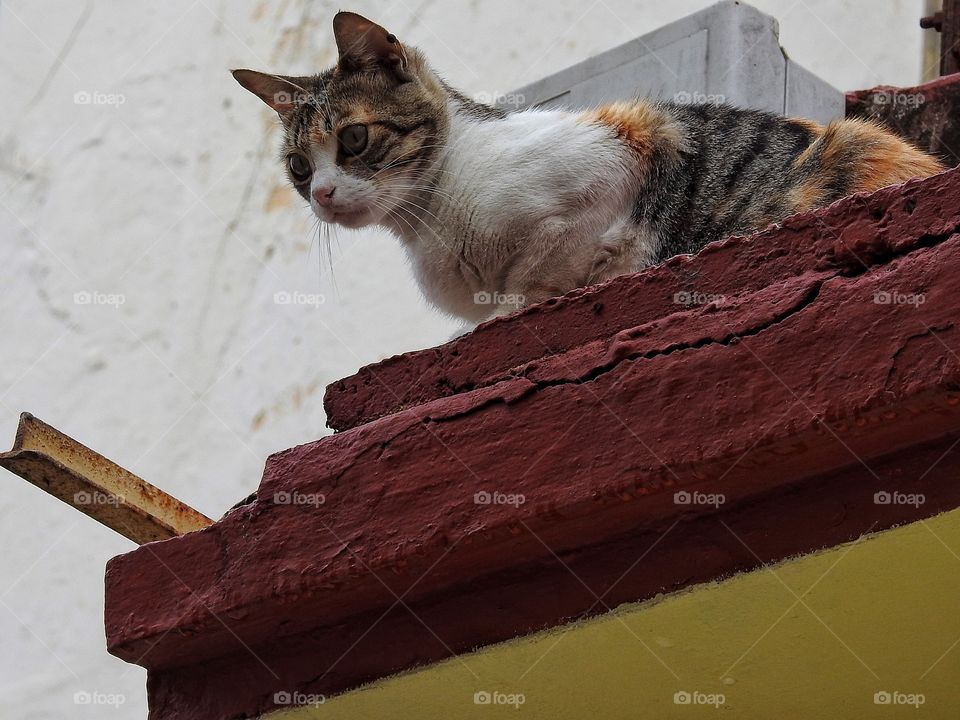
[234,12,946,323]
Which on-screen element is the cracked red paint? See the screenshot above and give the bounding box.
[105,166,960,720]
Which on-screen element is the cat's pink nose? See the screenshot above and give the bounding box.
[313,185,336,207]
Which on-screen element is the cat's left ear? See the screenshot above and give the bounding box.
[232,69,310,116]
[333,11,411,81]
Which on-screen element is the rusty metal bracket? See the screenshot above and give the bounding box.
[0,413,212,544]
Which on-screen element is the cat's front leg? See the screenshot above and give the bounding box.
[500,233,598,312]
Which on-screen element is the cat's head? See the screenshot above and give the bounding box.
[233,12,449,230]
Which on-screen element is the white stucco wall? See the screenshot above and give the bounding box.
[0,1,931,717]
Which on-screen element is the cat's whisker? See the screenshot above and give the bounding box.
[367,138,475,181]
[383,200,467,260]
[381,191,449,231]
[370,200,436,253]
[371,196,440,244]
[385,183,457,202]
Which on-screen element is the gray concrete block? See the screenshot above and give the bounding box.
[504,0,843,122]
[786,58,846,124]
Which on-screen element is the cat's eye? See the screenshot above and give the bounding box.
[339,124,368,156]
[287,153,312,184]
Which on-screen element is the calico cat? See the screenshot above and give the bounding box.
[234,11,944,323]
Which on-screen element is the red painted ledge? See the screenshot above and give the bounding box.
[324,164,960,433]
[106,166,960,720]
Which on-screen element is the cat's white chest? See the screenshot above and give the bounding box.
[440,109,630,232]
[402,107,640,320]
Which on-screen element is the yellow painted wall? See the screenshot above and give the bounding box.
[271,510,960,719]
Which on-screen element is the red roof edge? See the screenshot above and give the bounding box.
[324,163,960,433]
[102,165,960,720]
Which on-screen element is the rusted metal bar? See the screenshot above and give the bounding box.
[0,413,212,544]
[922,0,960,75]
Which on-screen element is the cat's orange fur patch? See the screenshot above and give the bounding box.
[790,118,944,214]
[581,101,687,160]
[834,118,944,192]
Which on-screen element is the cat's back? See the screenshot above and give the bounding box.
[641,101,943,260]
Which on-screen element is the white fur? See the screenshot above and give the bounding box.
[402,107,657,322]
[307,139,389,229]
[312,105,661,322]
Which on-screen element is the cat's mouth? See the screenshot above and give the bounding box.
[321,207,374,229]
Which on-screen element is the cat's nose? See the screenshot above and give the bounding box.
[313,185,337,207]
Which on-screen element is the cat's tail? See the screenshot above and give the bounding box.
[789,117,946,212]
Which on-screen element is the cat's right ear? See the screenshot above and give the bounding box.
[333,12,411,81]
[231,69,307,116]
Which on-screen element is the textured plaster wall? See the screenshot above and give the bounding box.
[0,1,930,717]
